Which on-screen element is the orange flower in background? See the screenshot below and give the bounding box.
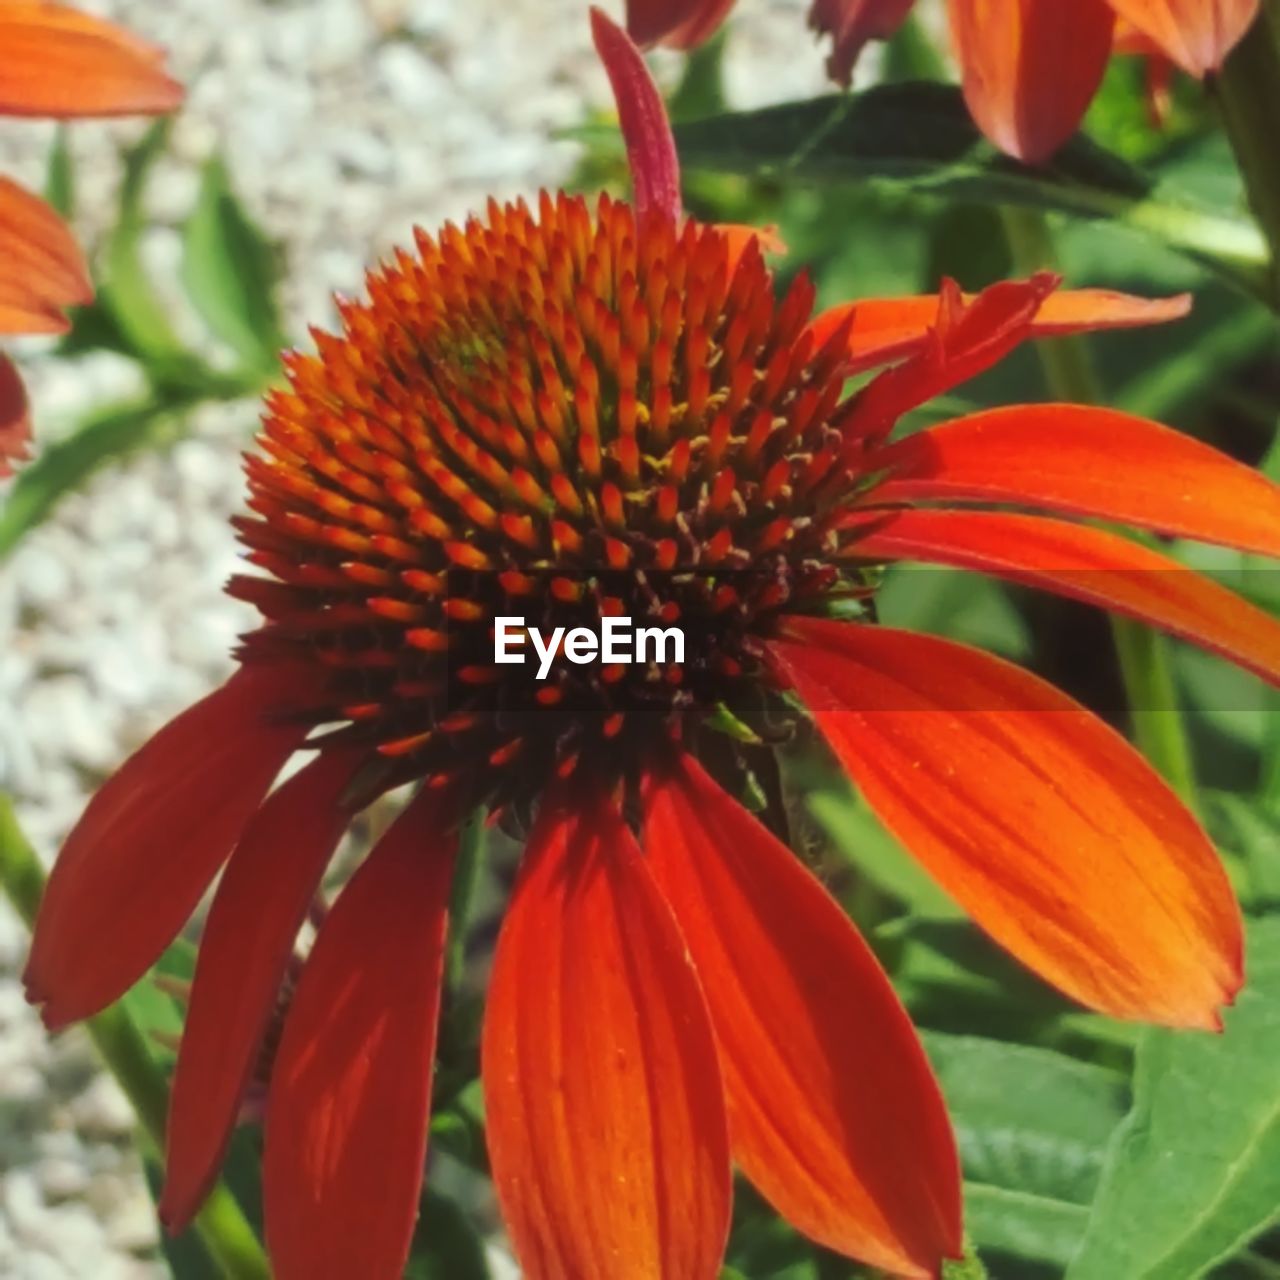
[0,0,182,475]
[627,0,1261,159]
[22,8,1280,1280]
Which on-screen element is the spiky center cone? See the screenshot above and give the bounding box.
[233,193,876,811]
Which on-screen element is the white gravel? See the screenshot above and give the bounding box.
[0,0,834,1274]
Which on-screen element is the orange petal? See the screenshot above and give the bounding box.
[161,748,359,1231]
[847,509,1280,686]
[264,788,457,1280]
[949,0,1115,162]
[644,757,961,1278]
[772,618,1243,1028]
[625,0,737,48]
[0,353,31,476]
[0,1,182,118]
[1106,0,1259,76]
[810,0,917,84]
[842,274,1059,444]
[23,668,308,1029]
[482,789,731,1280]
[719,221,787,275]
[591,6,683,223]
[809,287,1190,375]
[871,403,1280,558]
[0,177,91,335]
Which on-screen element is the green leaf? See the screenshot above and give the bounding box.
[404,1189,491,1280]
[43,126,75,219]
[181,155,286,377]
[0,398,190,560]
[923,1033,1129,1272]
[669,84,1269,298]
[1068,918,1280,1280]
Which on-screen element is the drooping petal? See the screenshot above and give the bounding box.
[482,790,731,1280]
[160,747,359,1232]
[626,0,737,48]
[0,177,92,335]
[842,275,1059,444]
[847,509,1280,686]
[0,353,31,476]
[771,618,1243,1028]
[591,7,683,224]
[949,0,1116,162]
[809,0,917,84]
[264,788,457,1280]
[870,404,1280,558]
[644,757,961,1278]
[1107,0,1259,76]
[808,287,1190,375]
[24,668,308,1029]
[0,1,182,118]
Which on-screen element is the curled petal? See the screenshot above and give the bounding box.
[645,757,961,1278]
[0,0,182,118]
[949,0,1115,162]
[0,177,92,335]
[843,274,1059,444]
[810,0,917,84]
[847,509,1280,687]
[591,6,683,224]
[24,668,308,1029]
[265,788,457,1280]
[772,619,1243,1028]
[482,789,731,1280]
[1107,0,1259,76]
[871,403,1280,558]
[626,0,737,48]
[0,353,31,476]
[161,748,359,1232]
[809,287,1190,375]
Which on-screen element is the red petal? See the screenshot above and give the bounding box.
[24,668,307,1029]
[0,177,92,335]
[871,404,1280,558]
[0,353,31,476]
[264,788,457,1280]
[809,0,917,84]
[644,757,961,1278]
[842,275,1060,443]
[160,747,359,1231]
[590,7,683,225]
[808,287,1190,375]
[847,509,1280,686]
[772,619,1243,1028]
[482,789,730,1280]
[0,1,182,118]
[626,0,737,47]
[949,0,1115,162]
[1107,0,1259,76]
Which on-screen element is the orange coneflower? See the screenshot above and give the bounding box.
[628,0,1260,160]
[0,0,181,473]
[23,9,1280,1280]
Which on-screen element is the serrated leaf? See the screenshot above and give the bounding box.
[669,84,1268,298]
[1068,919,1280,1280]
[923,1033,1129,1272]
[181,155,286,377]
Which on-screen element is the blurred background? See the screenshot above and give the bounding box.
[2,1,1279,1277]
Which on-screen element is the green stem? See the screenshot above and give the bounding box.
[0,797,270,1280]
[446,809,487,991]
[1215,1,1280,302]
[999,207,1201,810]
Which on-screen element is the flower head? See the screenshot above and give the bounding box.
[0,0,182,473]
[627,0,1262,160]
[22,10,1280,1280]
